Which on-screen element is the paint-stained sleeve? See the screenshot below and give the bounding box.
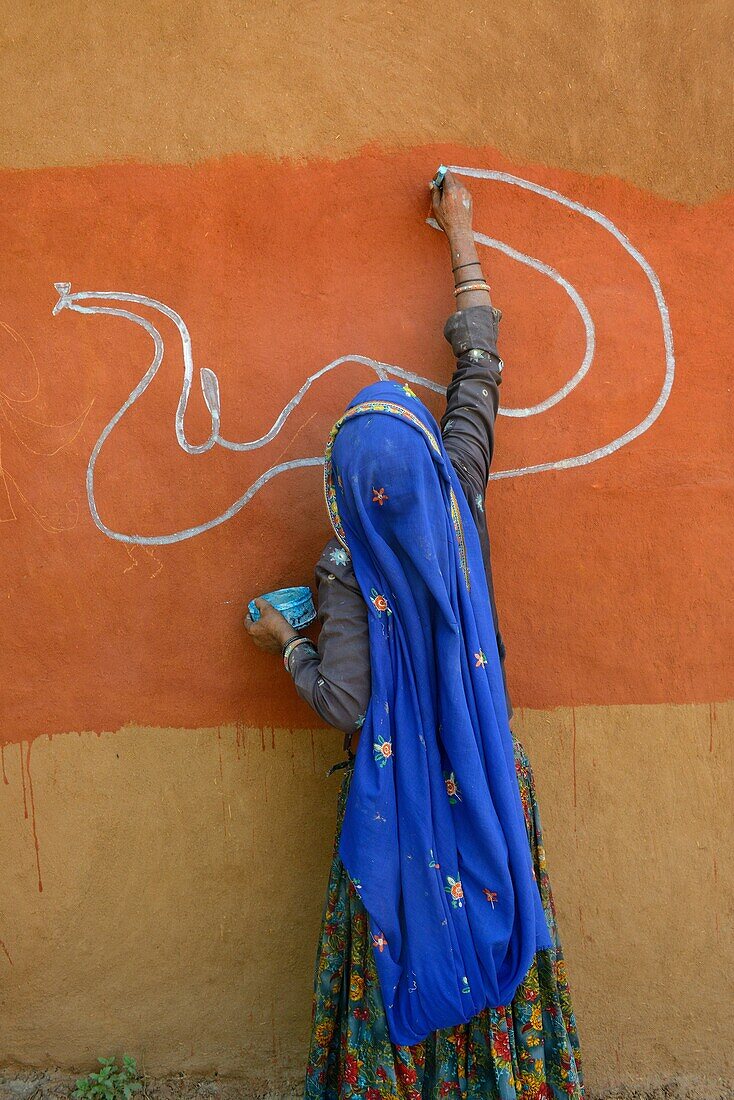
[286,539,371,739]
[441,304,513,722]
[441,304,504,488]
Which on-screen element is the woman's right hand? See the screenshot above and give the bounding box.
[430,170,474,242]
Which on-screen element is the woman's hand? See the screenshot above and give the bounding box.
[244,598,295,654]
[430,169,490,306]
[430,170,474,243]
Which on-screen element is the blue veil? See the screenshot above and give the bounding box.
[324,380,552,1047]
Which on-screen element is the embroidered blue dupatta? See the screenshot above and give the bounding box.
[323,380,551,1047]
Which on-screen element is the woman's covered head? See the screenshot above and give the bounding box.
[326,381,456,588]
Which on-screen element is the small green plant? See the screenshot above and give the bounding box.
[73,1055,142,1100]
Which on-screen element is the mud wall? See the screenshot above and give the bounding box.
[1,3,732,1094]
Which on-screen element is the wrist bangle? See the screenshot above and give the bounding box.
[454,277,486,288]
[281,633,301,656]
[283,636,312,670]
[454,281,491,297]
[452,260,483,273]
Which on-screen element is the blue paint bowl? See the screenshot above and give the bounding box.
[247,586,317,630]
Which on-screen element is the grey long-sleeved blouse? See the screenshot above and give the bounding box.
[286,304,511,751]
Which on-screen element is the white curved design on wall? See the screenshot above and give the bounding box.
[52,167,675,546]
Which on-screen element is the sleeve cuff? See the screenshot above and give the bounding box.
[444,305,501,357]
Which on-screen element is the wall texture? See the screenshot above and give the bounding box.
[1,3,732,1095]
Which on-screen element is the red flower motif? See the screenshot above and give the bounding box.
[492,1027,511,1061]
[396,1063,418,1085]
[376,1066,388,1081]
[372,931,388,953]
[366,1089,382,1100]
[344,1054,359,1085]
[354,1005,369,1020]
[372,487,389,506]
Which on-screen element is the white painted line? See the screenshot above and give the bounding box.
[52,166,674,543]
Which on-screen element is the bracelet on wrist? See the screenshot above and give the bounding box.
[453,281,491,297]
[283,636,313,671]
[452,260,483,274]
[281,633,301,656]
[454,276,486,288]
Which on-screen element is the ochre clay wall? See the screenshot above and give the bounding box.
[1,4,732,1095]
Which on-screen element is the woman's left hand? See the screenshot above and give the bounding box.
[244,598,295,654]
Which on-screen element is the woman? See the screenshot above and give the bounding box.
[245,172,584,1099]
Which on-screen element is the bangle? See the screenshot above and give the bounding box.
[452,260,483,273]
[283,636,312,670]
[281,633,301,656]
[454,281,491,297]
[454,277,486,288]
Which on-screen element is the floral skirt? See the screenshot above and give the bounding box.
[304,735,584,1100]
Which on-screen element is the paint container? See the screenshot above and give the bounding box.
[431,164,448,189]
[247,586,317,629]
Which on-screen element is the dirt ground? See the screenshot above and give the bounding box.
[0,1075,269,1100]
[0,1070,732,1100]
